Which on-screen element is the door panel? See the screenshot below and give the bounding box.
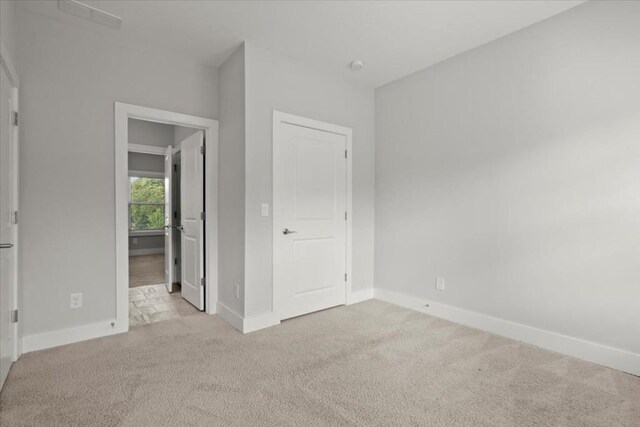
[180,131,204,310]
[164,146,173,293]
[274,121,347,320]
[0,65,16,390]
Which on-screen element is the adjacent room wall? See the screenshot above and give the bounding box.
[375,0,640,355]
[217,44,246,317]
[174,125,199,147]
[128,118,175,147]
[243,43,375,318]
[15,7,217,337]
[0,1,17,60]
[128,152,164,173]
[128,151,165,255]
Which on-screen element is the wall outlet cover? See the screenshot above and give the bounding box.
[70,293,83,309]
[436,277,445,291]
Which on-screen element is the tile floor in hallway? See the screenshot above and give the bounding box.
[129,284,202,326]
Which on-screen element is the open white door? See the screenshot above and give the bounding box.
[180,131,204,310]
[0,63,17,390]
[273,118,348,320]
[164,145,173,293]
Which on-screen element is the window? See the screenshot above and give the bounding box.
[129,176,165,232]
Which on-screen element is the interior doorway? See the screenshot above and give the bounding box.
[127,120,205,326]
[115,103,218,332]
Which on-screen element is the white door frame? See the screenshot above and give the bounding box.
[1,40,20,361]
[115,102,219,332]
[272,111,353,319]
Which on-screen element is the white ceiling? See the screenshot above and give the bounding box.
[17,0,585,88]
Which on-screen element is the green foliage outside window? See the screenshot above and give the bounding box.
[129,177,165,230]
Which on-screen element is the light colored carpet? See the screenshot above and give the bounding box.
[1,300,638,426]
[128,254,164,288]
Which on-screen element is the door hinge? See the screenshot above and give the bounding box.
[200,145,205,155]
[174,211,177,219]
[12,211,18,225]
[13,111,18,127]
[345,149,347,159]
[344,273,347,282]
[11,309,18,323]
[174,258,178,265]
[200,211,205,220]
[173,164,177,172]
[345,211,347,221]
[201,277,206,287]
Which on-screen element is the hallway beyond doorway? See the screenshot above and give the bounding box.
[129,284,201,326]
[129,255,164,288]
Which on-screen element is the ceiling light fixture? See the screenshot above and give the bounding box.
[349,60,364,71]
[58,0,122,29]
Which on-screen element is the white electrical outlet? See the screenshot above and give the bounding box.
[132,237,138,244]
[234,283,240,299]
[70,293,83,309]
[436,277,445,291]
[261,203,269,217]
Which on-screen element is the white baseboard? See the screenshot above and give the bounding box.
[243,311,280,333]
[347,288,374,305]
[22,320,126,353]
[374,289,640,377]
[216,302,244,332]
[216,302,280,334]
[129,248,164,256]
[217,289,374,334]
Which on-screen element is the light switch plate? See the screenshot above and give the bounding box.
[261,203,269,217]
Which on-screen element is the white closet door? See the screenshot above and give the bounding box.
[274,121,347,320]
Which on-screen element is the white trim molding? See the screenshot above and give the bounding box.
[243,311,280,334]
[22,320,122,353]
[218,288,369,334]
[216,303,281,334]
[115,102,219,335]
[347,288,374,305]
[216,302,244,332]
[374,289,640,377]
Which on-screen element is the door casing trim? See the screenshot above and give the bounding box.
[115,102,219,332]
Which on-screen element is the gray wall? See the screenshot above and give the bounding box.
[128,118,175,147]
[218,45,246,317]
[128,152,164,173]
[375,1,640,354]
[0,1,17,60]
[243,43,375,318]
[16,7,217,336]
[174,125,199,146]
[129,235,164,253]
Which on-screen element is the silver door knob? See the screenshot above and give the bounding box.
[0,243,13,249]
[282,228,297,235]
